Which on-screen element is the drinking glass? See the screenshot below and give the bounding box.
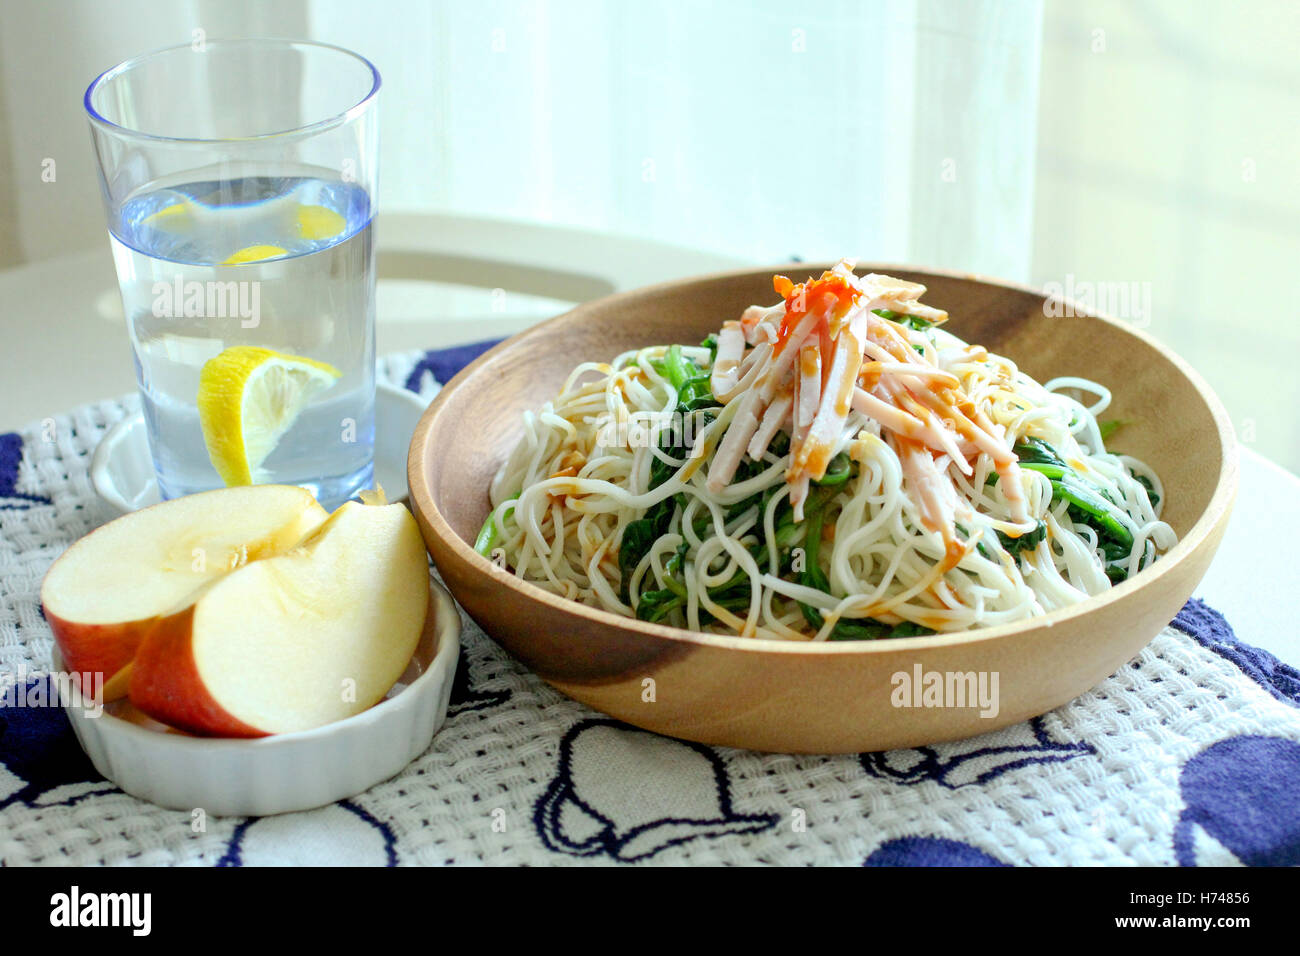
[84,39,380,509]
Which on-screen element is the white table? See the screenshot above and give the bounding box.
[2,222,1295,665]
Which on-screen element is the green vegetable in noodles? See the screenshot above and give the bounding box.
[873,307,933,331]
[474,491,520,557]
[1051,472,1134,551]
[795,494,833,631]
[1135,473,1160,509]
[987,437,1138,560]
[791,486,925,640]
[1097,419,1132,442]
[815,452,853,487]
[826,618,933,641]
[997,520,1047,556]
[661,344,693,391]
[635,587,682,623]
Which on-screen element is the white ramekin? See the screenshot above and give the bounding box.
[55,576,459,816]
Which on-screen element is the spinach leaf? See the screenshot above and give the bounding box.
[796,531,827,624]
[618,518,661,601]
[957,519,1045,559]
[826,618,934,641]
[1013,437,1068,469]
[996,519,1046,556]
[815,452,853,487]
[661,345,693,390]
[1052,472,1134,550]
[700,333,719,363]
[474,491,520,557]
[986,437,1139,567]
[677,373,715,410]
[872,307,933,331]
[795,490,836,630]
[1008,438,1135,550]
[1097,419,1132,442]
[621,367,726,607]
[1135,473,1160,509]
[635,587,682,623]
[901,316,933,332]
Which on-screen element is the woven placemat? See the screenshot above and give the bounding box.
[1,345,1297,866]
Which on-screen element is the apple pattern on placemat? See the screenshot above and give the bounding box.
[401,339,504,397]
[533,719,779,862]
[1171,599,1300,707]
[218,801,398,866]
[0,433,51,511]
[859,715,1095,789]
[1162,599,1300,864]
[0,674,113,809]
[864,836,1009,867]
[9,536,1297,865]
[1172,735,1300,866]
[447,643,514,716]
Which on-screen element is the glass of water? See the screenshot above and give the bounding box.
[84,39,379,509]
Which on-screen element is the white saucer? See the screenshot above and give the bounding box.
[90,382,428,514]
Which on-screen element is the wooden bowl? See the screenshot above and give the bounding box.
[407,264,1237,753]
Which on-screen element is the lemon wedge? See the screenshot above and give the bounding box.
[197,346,341,486]
[144,202,193,232]
[296,204,346,240]
[223,244,288,265]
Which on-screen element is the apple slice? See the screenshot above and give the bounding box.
[42,485,328,701]
[128,500,430,737]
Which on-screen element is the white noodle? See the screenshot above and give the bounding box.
[484,298,1175,640]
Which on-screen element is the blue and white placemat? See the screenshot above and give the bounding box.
[1,342,1298,866]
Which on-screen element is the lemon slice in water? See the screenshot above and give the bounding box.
[144,202,194,233]
[296,204,346,240]
[198,346,341,486]
[223,244,288,265]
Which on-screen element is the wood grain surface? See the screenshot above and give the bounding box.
[407,263,1238,753]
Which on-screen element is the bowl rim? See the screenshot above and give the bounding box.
[57,575,461,747]
[407,261,1239,657]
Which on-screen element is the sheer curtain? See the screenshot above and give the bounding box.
[7,2,1298,470]
[1031,0,1300,472]
[0,0,1043,278]
[305,0,1044,277]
